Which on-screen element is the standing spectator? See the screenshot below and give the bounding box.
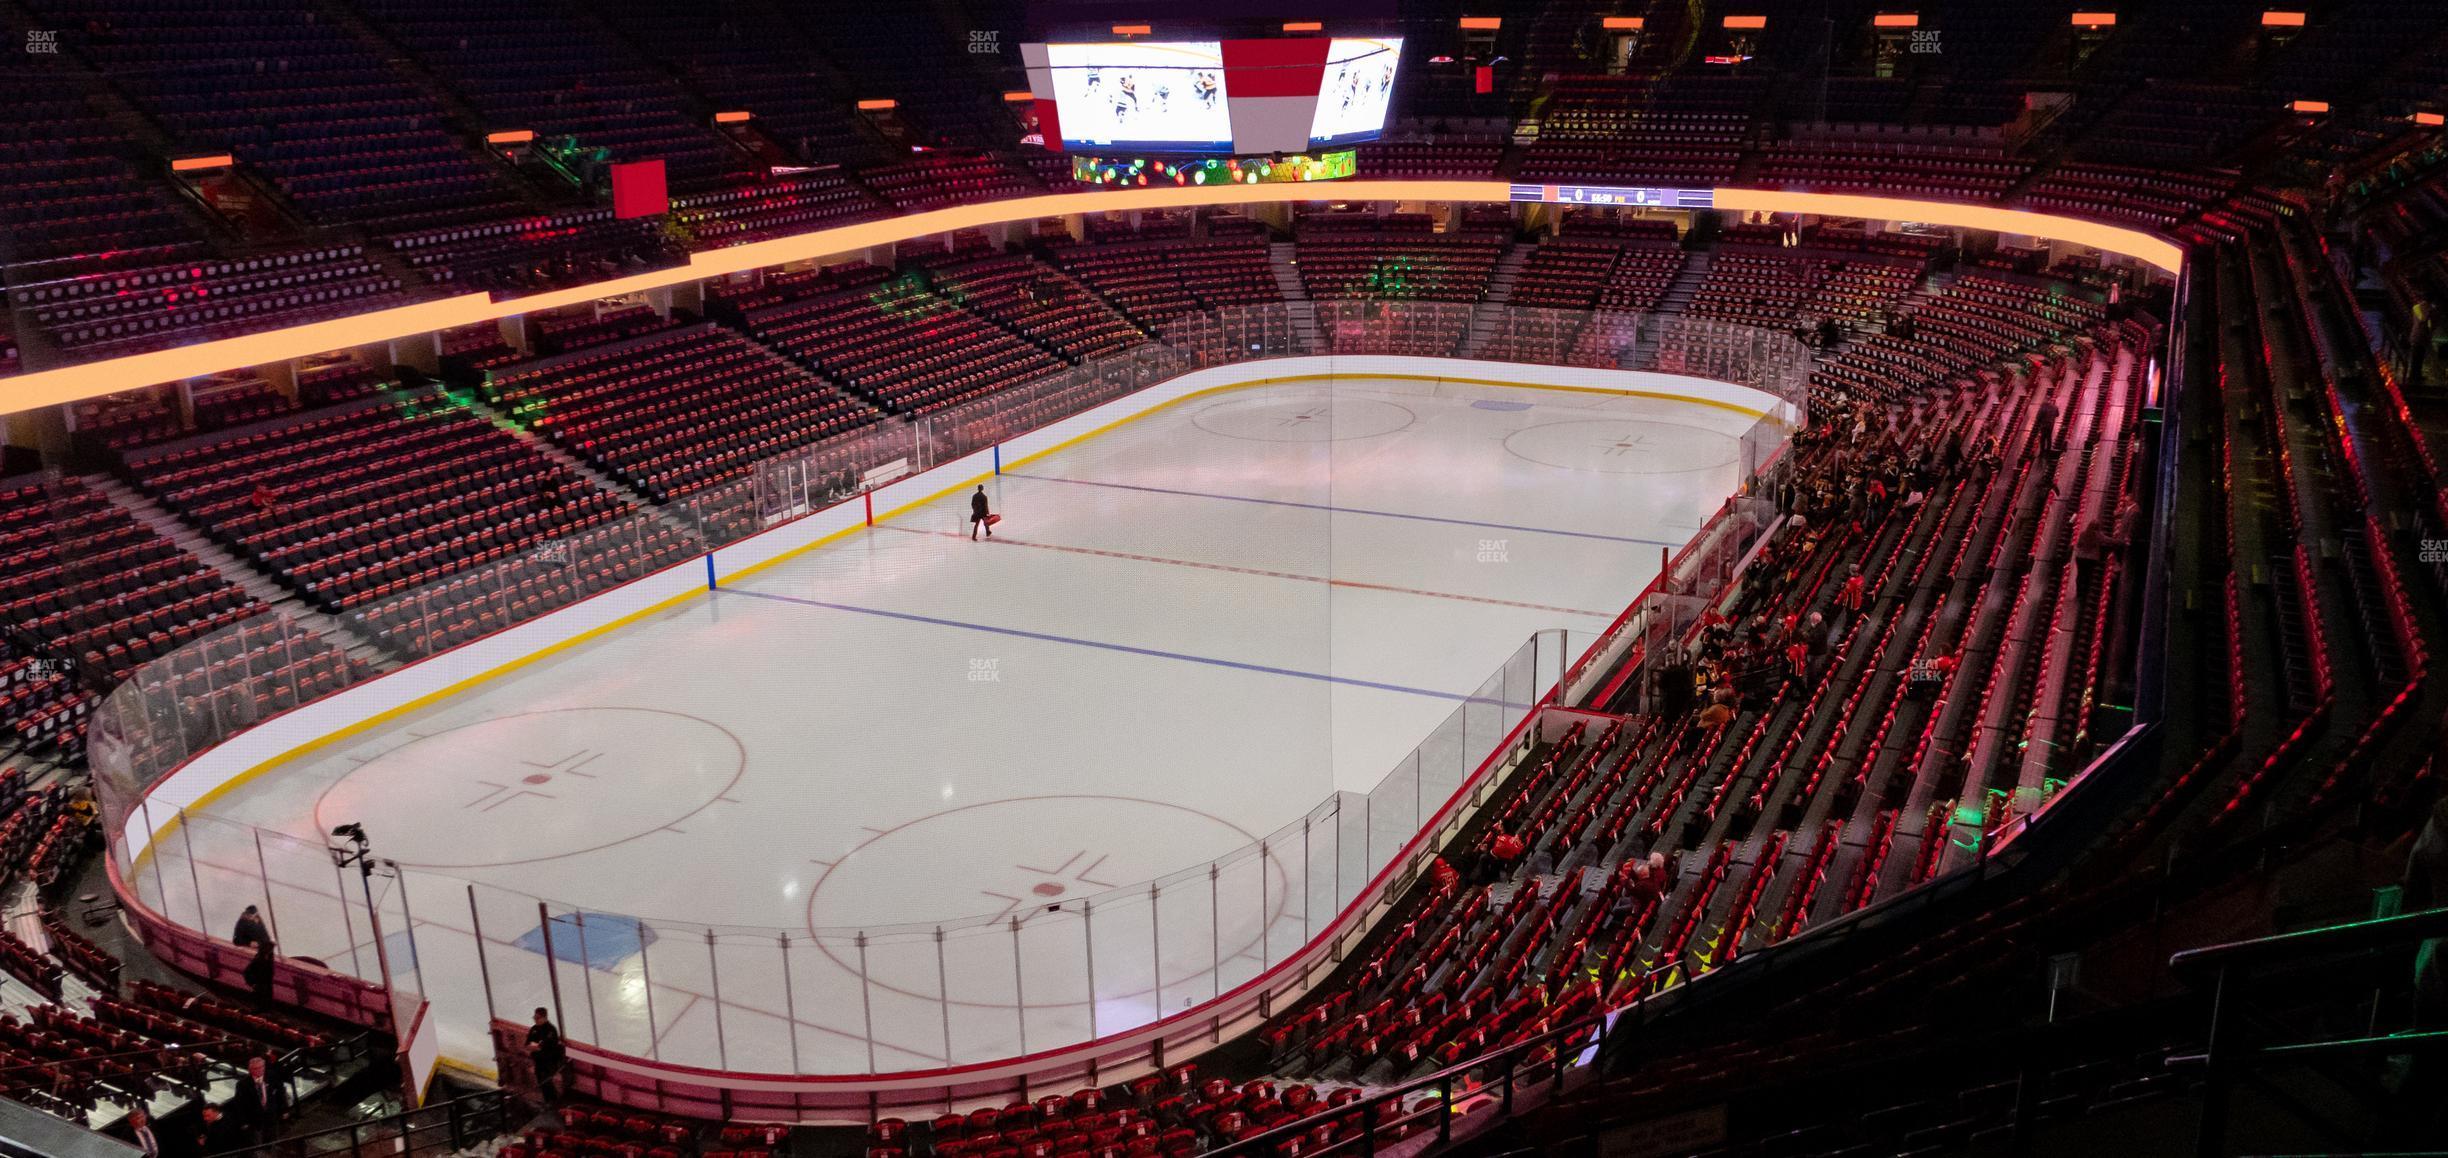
[2073,511,2110,583]
[1837,566,1868,616]
[1656,652,1694,721]
[232,1055,288,1145]
[232,905,271,952]
[1804,612,1832,657]
[180,1105,233,1158]
[245,940,277,1006]
[125,1107,161,1157]
[2035,397,2062,455]
[527,1007,568,1106]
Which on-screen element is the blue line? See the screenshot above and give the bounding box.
[1000,472,1680,547]
[705,555,716,591]
[719,587,1534,708]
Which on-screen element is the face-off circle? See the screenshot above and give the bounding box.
[1502,418,1742,475]
[313,707,745,869]
[806,795,1294,1009]
[1191,394,1416,442]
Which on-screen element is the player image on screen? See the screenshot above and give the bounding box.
[1047,41,1233,151]
[1307,37,1402,147]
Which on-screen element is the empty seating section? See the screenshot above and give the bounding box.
[0,73,197,268]
[1352,139,1505,177]
[1685,243,1925,333]
[481,324,883,501]
[1296,215,1502,302]
[1521,76,1760,188]
[1801,254,1923,328]
[1813,274,2109,407]
[11,246,406,358]
[860,155,1037,212]
[838,1064,1439,1158]
[121,396,640,616]
[530,303,682,355]
[732,268,1066,415]
[384,209,673,295]
[2025,164,2234,230]
[357,0,738,189]
[40,0,520,231]
[0,477,282,756]
[1043,236,1282,329]
[1761,139,2031,201]
[914,252,1145,359]
[589,1,890,170]
[1509,240,1627,310]
[67,393,181,454]
[1812,78,1914,126]
[804,11,1023,154]
[2073,82,2281,166]
[671,173,886,248]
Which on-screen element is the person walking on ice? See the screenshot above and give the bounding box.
[970,484,994,540]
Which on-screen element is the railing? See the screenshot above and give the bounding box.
[2168,905,2448,1157]
[82,303,1810,1090]
[212,1088,513,1158]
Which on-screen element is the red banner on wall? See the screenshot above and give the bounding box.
[611,160,669,219]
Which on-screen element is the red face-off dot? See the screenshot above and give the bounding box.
[1032,883,1065,897]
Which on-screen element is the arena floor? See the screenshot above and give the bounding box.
[137,374,1769,1075]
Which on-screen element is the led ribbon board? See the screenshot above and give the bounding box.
[1072,150,1357,186]
[1509,184,1716,209]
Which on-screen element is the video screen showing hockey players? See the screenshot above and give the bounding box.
[1308,38,1403,146]
[1046,41,1233,151]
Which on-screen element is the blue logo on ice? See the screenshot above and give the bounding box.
[516,912,657,969]
[1471,400,1533,411]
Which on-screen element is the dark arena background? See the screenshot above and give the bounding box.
[0,1,2444,1156]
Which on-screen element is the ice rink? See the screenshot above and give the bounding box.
[141,373,1766,1074]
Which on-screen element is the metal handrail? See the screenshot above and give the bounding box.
[208,1088,511,1158]
[2167,906,2448,975]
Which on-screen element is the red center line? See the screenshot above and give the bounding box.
[877,525,1615,619]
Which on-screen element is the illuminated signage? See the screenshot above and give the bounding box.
[1510,184,1714,209]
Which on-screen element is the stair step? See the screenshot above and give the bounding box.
[83,476,386,663]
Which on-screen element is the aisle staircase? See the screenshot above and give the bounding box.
[1457,243,1532,358]
[84,477,389,666]
[1269,241,1320,351]
[1657,250,1712,313]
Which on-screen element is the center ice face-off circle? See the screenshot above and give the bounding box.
[314,707,745,869]
[1190,394,1416,442]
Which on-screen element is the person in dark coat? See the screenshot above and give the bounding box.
[245,940,276,1006]
[969,485,993,540]
[177,1105,234,1158]
[232,905,271,952]
[125,1106,162,1158]
[526,1007,567,1105]
[231,1055,288,1145]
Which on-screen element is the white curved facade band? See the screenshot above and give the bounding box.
[2,183,2180,414]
